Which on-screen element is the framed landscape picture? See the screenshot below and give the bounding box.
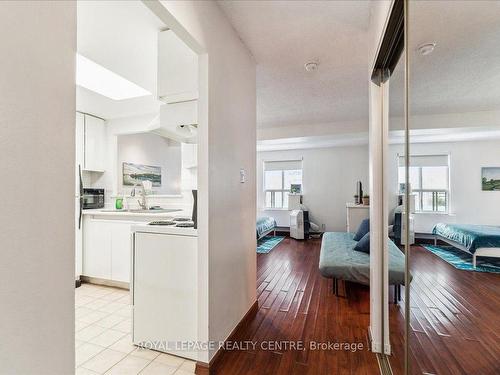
[123,162,161,187]
[290,184,302,194]
[481,167,500,191]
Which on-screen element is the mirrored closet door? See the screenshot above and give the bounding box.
[370,0,408,372]
[406,1,500,374]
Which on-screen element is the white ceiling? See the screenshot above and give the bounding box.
[220,0,500,135]
[218,0,371,129]
[77,0,500,131]
[77,1,164,120]
[391,1,500,117]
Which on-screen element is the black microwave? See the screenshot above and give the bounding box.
[82,188,105,209]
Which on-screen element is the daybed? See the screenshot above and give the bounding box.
[257,217,277,240]
[432,223,500,268]
[319,232,408,303]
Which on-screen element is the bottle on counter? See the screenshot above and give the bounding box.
[115,194,124,210]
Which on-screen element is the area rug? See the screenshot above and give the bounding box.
[422,245,500,273]
[257,236,285,254]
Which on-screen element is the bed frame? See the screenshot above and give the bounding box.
[257,227,277,241]
[433,235,500,268]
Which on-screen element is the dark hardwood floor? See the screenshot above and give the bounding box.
[390,245,500,375]
[213,238,379,375]
[212,239,500,375]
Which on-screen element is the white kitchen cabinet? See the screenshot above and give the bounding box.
[83,218,112,280]
[181,143,197,169]
[110,221,133,283]
[84,115,107,172]
[158,30,198,103]
[83,217,143,284]
[75,113,107,172]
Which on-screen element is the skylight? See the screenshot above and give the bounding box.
[76,54,151,100]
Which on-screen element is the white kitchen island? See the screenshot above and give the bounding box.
[131,224,198,361]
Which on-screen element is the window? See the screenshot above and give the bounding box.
[398,154,449,213]
[264,160,303,209]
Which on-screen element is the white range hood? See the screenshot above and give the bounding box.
[147,101,198,143]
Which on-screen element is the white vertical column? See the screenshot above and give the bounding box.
[368,73,390,355]
[0,1,76,373]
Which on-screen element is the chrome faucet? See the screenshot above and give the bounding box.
[131,182,148,210]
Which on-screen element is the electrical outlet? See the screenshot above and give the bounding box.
[240,169,246,183]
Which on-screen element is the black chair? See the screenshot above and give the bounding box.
[393,212,402,245]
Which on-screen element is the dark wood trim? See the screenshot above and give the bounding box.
[80,275,130,290]
[194,362,209,375]
[195,301,259,375]
[371,0,404,84]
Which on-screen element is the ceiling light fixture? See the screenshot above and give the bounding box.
[304,61,319,72]
[76,53,151,100]
[417,42,436,56]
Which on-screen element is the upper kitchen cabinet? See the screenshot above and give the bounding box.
[158,30,198,104]
[76,113,107,172]
[84,115,106,172]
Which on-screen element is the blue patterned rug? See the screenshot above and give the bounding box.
[257,236,285,254]
[422,245,500,273]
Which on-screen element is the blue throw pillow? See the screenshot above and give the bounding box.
[354,232,370,253]
[353,219,370,241]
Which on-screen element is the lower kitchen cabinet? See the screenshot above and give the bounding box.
[83,218,112,280]
[83,217,138,284]
[110,221,133,282]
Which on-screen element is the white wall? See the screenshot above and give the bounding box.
[257,146,369,231]
[389,139,500,233]
[146,1,257,363]
[117,132,182,195]
[85,114,192,213]
[0,1,75,373]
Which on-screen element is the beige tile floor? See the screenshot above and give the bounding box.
[75,283,197,375]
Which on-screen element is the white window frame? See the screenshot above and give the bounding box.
[263,160,303,210]
[398,154,450,214]
[411,167,449,213]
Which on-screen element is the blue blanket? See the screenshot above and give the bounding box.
[432,223,500,254]
[257,217,276,239]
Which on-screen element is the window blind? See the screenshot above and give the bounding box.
[398,154,449,167]
[264,160,302,171]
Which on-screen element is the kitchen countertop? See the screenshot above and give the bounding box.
[132,223,197,236]
[83,208,186,218]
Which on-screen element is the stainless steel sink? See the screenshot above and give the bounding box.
[128,208,181,213]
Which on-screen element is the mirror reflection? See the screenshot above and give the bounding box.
[403,1,500,374]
